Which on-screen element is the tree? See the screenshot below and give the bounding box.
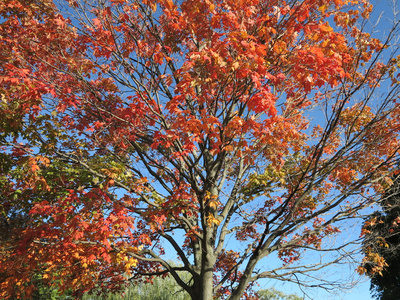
[1,0,400,299]
[257,288,302,300]
[360,171,400,300]
[81,268,191,300]
[112,271,191,300]
[28,272,73,300]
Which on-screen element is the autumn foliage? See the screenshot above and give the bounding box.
[0,0,400,299]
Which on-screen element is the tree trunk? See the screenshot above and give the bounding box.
[190,252,215,300]
[191,219,216,300]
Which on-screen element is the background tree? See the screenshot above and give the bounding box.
[257,287,302,300]
[81,268,192,300]
[110,271,191,300]
[360,171,400,300]
[1,0,400,299]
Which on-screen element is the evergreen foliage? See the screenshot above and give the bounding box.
[362,173,400,300]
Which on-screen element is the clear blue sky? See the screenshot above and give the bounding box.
[263,280,373,300]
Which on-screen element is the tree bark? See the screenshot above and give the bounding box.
[191,236,215,300]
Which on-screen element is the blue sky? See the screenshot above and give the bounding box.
[265,280,373,300]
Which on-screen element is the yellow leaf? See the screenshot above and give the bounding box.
[318,5,327,14]
[151,2,157,12]
[206,214,221,227]
[127,257,137,268]
[232,61,240,70]
[209,200,219,209]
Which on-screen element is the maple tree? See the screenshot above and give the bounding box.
[1,0,400,299]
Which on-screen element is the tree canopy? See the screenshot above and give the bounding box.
[1,0,400,299]
[257,288,302,300]
[360,171,400,300]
